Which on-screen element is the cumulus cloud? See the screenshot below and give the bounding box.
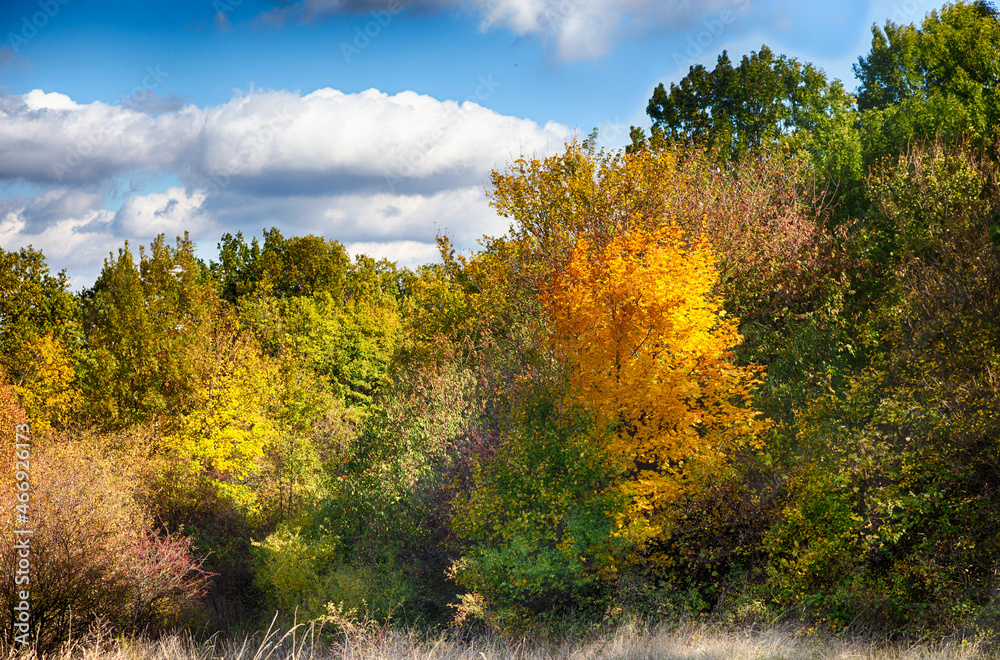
[0,188,119,288]
[206,186,501,245]
[345,240,443,268]
[193,87,567,196]
[23,90,79,110]
[0,86,568,285]
[0,207,26,246]
[0,92,202,184]
[0,86,568,192]
[0,187,104,234]
[114,186,217,238]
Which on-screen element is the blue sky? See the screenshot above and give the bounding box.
[0,0,941,287]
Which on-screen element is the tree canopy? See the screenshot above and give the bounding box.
[643,45,854,161]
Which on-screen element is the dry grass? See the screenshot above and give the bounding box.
[5,619,994,660]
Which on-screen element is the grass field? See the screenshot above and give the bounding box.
[17,621,993,660]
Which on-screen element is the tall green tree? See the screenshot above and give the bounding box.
[643,45,855,162]
[0,247,81,386]
[214,229,351,302]
[854,1,1000,164]
[82,234,218,430]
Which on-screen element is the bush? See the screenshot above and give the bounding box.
[253,359,481,625]
[450,394,634,631]
[0,436,211,652]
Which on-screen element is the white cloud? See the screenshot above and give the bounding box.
[27,211,119,290]
[346,240,443,268]
[0,187,105,234]
[0,86,567,285]
[473,0,747,59]
[0,188,119,289]
[23,90,79,111]
[0,86,569,194]
[114,186,216,238]
[319,187,507,243]
[194,87,568,195]
[0,94,202,184]
[207,186,502,246]
[0,209,26,246]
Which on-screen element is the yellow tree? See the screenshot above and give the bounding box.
[489,144,769,527]
[542,223,767,529]
[163,330,279,514]
[12,333,80,433]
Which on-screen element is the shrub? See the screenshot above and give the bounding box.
[253,358,481,625]
[0,437,211,652]
[450,394,634,632]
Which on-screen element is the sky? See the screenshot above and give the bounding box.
[0,0,943,289]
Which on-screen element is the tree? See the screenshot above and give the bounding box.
[767,140,1000,629]
[214,229,351,302]
[0,247,82,429]
[542,224,766,526]
[0,439,210,652]
[279,292,401,409]
[0,246,79,367]
[489,144,768,531]
[854,1,1000,164]
[643,45,855,162]
[254,357,486,624]
[11,333,80,433]
[394,242,477,367]
[450,394,629,630]
[161,331,280,514]
[82,234,218,430]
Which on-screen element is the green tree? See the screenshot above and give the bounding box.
[282,293,401,409]
[643,45,855,163]
[254,358,483,623]
[450,394,630,630]
[395,243,477,367]
[767,141,1000,631]
[854,1,1000,164]
[0,247,81,415]
[214,229,351,301]
[82,234,218,430]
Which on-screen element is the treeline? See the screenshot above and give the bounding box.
[3,0,1000,648]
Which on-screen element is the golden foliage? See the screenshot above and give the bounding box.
[163,331,279,512]
[11,333,80,433]
[504,146,767,533]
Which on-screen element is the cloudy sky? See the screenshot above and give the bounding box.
[0,0,935,287]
